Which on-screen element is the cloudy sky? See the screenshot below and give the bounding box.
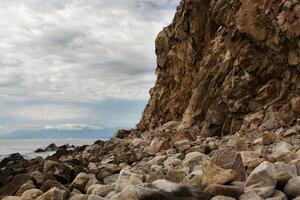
[0,0,179,134]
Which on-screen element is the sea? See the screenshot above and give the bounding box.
[0,139,96,161]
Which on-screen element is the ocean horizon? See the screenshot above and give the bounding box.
[0,139,97,161]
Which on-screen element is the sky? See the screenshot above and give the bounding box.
[0,0,179,134]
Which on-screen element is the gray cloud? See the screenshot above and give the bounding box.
[0,0,179,133]
[0,0,178,102]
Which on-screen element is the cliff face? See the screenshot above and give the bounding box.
[137,0,300,137]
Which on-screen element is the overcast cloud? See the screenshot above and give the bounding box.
[0,0,179,134]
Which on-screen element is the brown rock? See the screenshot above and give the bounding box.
[147,138,170,156]
[262,132,277,146]
[240,191,263,200]
[201,161,238,187]
[211,148,246,181]
[284,176,300,198]
[40,180,67,192]
[0,174,31,198]
[244,161,277,198]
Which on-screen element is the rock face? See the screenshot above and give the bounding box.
[137,0,300,137]
[0,0,299,200]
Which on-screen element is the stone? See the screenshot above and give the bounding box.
[265,190,288,200]
[165,169,187,183]
[69,194,89,200]
[145,167,165,183]
[98,164,121,179]
[240,191,263,200]
[114,169,143,193]
[43,160,73,184]
[87,195,107,200]
[201,161,238,187]
[2,197,23,200]
[15,180,35,196]
[203,184,243,199]
[87,184,115,197]
[272,142,292,158]
[244,161,277,198]
[113,129,131,139]
[130,138,149,147]
[211,148,246,181]
[40,179,67,192]
[69,172,90,192]
[103,174,119,185]
[110,185,158,200]
[181,151,208,172]
[273,162,297,188]
[211,195,235,200]
[262,132,277,146]
[282,127,298,138]
[147,138,170,155]
[284,176,300,198]
[240,151,264,168]
[31,171,45,185]
[36,187,66,200]
[21,189,43,200]
[170,131,194,147]
[227,138,249,151]
[0,174,31,198]
[182,170,204,190]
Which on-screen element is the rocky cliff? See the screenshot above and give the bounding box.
[1,1,300,200]
[137,0,300,138]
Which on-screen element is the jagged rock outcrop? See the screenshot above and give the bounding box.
[137,0,300,138]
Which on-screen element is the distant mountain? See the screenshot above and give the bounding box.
[0,124,118,139]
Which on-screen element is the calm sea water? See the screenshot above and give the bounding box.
[0,139,95,161]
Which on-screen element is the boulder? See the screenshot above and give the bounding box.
[103,174,119,185]
[36,187,66,200]
[211,196,235,200]
[262,132,277,146]
[240,191,263,200]
[43,160,73,184]
[165,169,187,183]
[201,161,238,187]
[227,138,249,151]
[244,161,277,198]
[15,180,35,196]
[182,170,204,190]
[265,190,288,200]
[211,148,246,181]
[21,189,43,200]
[272,142,292,158]
[273,162,297,188]
[69,194,89,200]
[2,197,23,200]
[181,152,208,172]
[170,131,194,147]
[284,176,300,198]
[87,195,107,200]
[69,172,90,192]
[147,138,170,156]
[40,179,67,192]
[85,174,99,192]
[31,171,45,185]
[110,185,158,200]
[113,129,131,139]
[0,174,31,197]
[240,151,264,168]
[114,169,143,193]
[87,184,114,197]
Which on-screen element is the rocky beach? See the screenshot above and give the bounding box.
[1,0,300,199]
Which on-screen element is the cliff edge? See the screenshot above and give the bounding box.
[137,0,300,138]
